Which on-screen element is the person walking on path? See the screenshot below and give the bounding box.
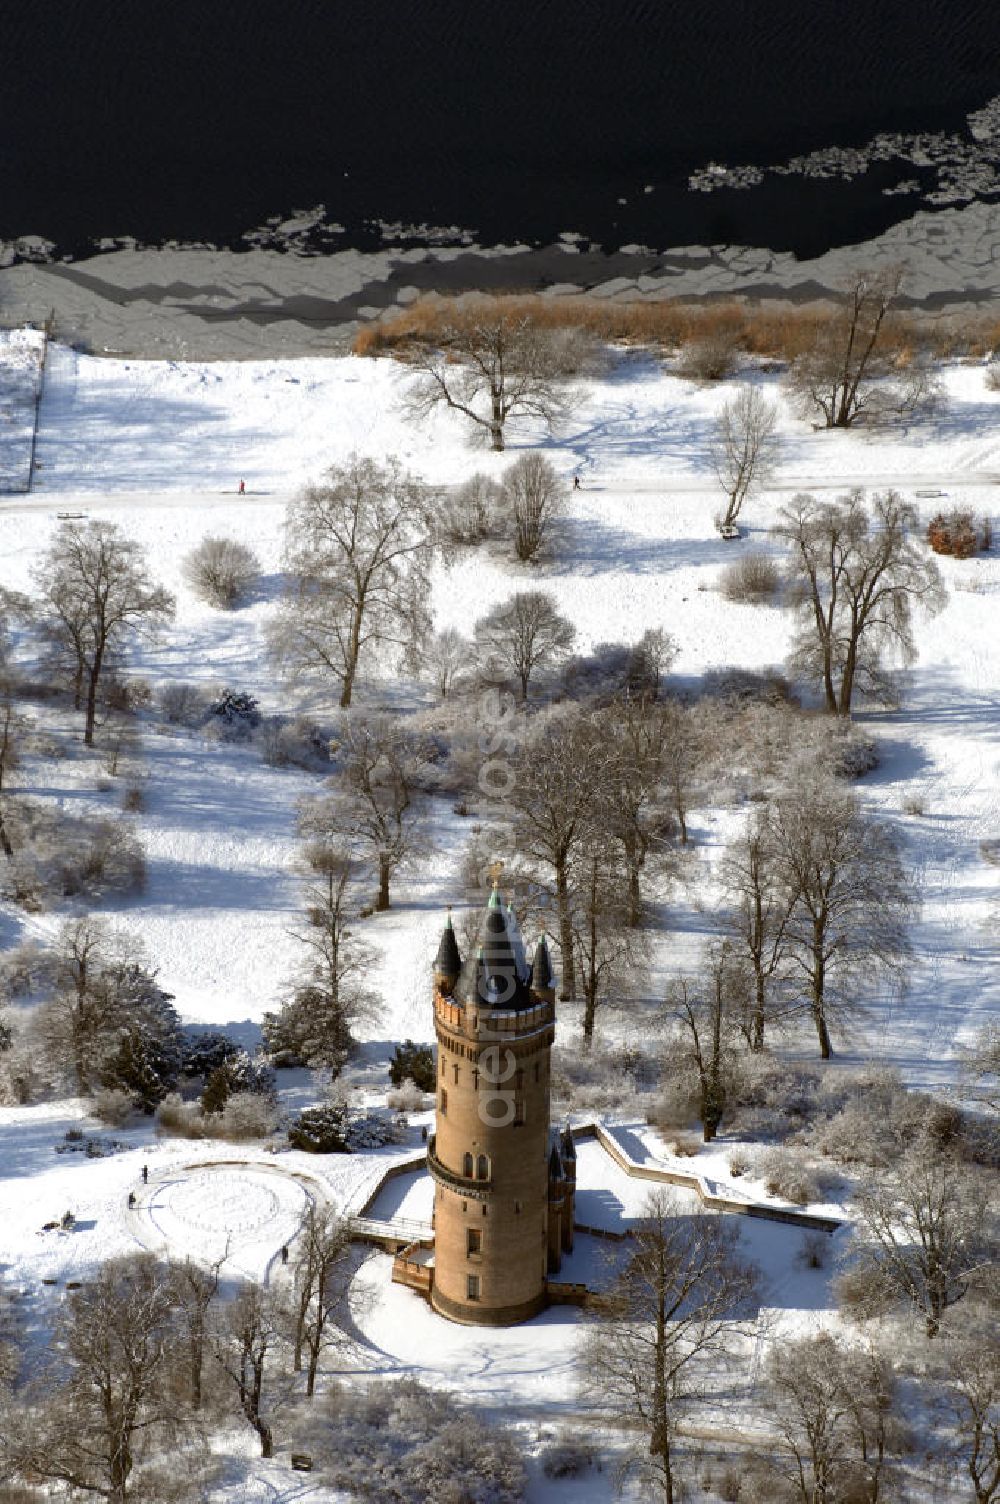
[141,1163,148,1184]
[238,479,246,495]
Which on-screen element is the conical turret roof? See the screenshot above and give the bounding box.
[434,912,462,979]
[454,882,533,1010]
[530,934,555,992]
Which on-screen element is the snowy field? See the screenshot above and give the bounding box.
[0,341,995,1080]
[0,337,997,1498]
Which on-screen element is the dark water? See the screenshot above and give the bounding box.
[3,0,1000,258]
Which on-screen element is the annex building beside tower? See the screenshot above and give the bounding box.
[394,883,576,1325]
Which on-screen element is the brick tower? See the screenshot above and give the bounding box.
[428,885,557,1325]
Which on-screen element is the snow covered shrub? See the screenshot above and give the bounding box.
[726,1056,823,1141]
[180,1029,238,1079]
[829,729,880,779]
[200,1049,276,1114]
[756,1147,823,1206]
[208,688,261,739]
[808,1069,930,1167]
[90,1087,135,1127]
[797,1230,830,1270]
[157,680,211,727]
[388,1040,435,1093]
[719,550,780,604]
[344,1108,406,1150]
[437,471,503,546]
[980,838,1000,868]
[677,326,742,382]
[702,666,796,707]
[212,1090,279,1140]
[927,507,982,558]
[183,535,261,608]
[259,714,329,769]
[154,1092,206,1138]
[0,805,146,908]
[560,629,676,703]
[320,1378,526,1503]
[386,1081,430,1112]
[541,1434,597,1479]
[287,1102,349,1153]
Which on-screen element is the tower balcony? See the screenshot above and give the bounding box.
[427,1134,492,1201]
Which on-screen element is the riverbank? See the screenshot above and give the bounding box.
[3,200,1000,360]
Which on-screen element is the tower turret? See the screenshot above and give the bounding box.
[434,912,462,995]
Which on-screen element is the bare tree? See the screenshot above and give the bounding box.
[775,488,946,716]
[939,1319,1000,1504]
[769,780,911,1059]
[405,305,580,450]
[720,805,796,1052]
[600,697,678,926]
[566,835,647,1045]
[262,830,378,1072]
[508,707,608,1000]
[4,1255,178,1503]
[421,626,470,699]
[183,535,260,609]
[286,1204,353,1397]
[0,697,23,860]
[849,1148,997,1337]
[581,1189,757,1504]
[37,918,124,1095]
[33,521,174,745]
[339,715,428,911]
[502,453,566,562]
[212,1280,282,1458]
[966,1023,1000,1114]
[36,919,179,1097]
[667,944,746,1141]
[168,1248,227,1410]
[711,382,779,531]
[269,456,434,709]
[474,590,575,701]
[437,471,503,546]
[788,266,938,428]
[659,699,704,846]
[767,1333,904,1504]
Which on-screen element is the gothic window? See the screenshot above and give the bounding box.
[477,1153,489,1180]
[463,1152,473,1177]
[452,1063,459,1084]
[514,1099,525,1126]
[440,1054,446,1078]
[472,1068,479,1089]
[516,1068,524,1089]
[514,1200,522,1215]
[467,1228,481,1256]
[467,1274,480,1301]
[534,1061,540,1083]
[440,1088,448,1114]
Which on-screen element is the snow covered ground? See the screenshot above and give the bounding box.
[0,340,995,1077]
[0,337,997,1497]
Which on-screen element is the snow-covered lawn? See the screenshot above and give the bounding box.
[0,343,996,1076]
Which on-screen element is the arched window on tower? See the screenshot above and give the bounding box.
[477,1153,489,1181]
[463,1152,473,1177]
